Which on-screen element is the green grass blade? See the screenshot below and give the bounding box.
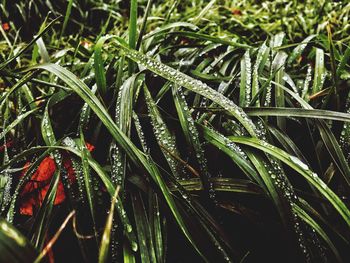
[98,186,120,263]
[272,51,288,131]
[312,48,325,94]
[202,126,263,186]
[136,0,153,50]
[293,203,342,262]
[80,131,99,241]
[131,191,156,263]
[244,107,350,122]
[144,85,182,178]
[239,51,251,107]
[128,0,138,74]
[114,40,257,136]
[0,108,37,141]
[94,35,113,94]
[60,0,73,37]
[0,219,37,262]
[287,35,316,66]
[149,193,164,263]
[29,63,204,259]
[228,136,350,227]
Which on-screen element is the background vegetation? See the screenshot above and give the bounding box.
[1,0,350,262]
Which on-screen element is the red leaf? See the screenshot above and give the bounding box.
[19,143,95,216]
[2,23,10,31]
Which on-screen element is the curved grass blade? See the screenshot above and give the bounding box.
[114,40,257,136]
[202,126,263,187]
[228,136,350,227]
[292,203,342,262]
[272,51,288,131]
[148,31,250,49]
[128,0,138,74]
[0,108,38,141]
[268,80,350,186]
[252,43,269,106]
[110,73,138,188]
[172,85,215,201]
[244,107,350,122]
[171,178,262,195]
[0,17,60,70]
[0,218,37,263]
[267,125,307,164]
[136,0,153,50]
[143,22,198,40]
[287,35,316,66]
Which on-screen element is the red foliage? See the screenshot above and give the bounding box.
[0,140,13,152]
[19,143,94,216]
[2,23,10,31]
[231,8,242,16]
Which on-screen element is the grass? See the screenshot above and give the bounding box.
[1,0,350,262]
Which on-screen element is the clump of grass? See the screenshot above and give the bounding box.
[1,1,350,262]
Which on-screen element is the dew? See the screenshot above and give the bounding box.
[126,224,133,233]
[289,156,309,171]
[122,44,322,260]
[145,87,182,179]
[131,241,138,252]
[110,220,119,262]
[302,64,312,99]
[242,50,252,106]
[122,45,259,136]
[110,143,124,185]
[133,113,149,152]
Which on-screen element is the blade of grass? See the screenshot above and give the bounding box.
[27,63,205,259]
[98,186,120,263]
[60,0,73,38]
[228,136,350,227]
